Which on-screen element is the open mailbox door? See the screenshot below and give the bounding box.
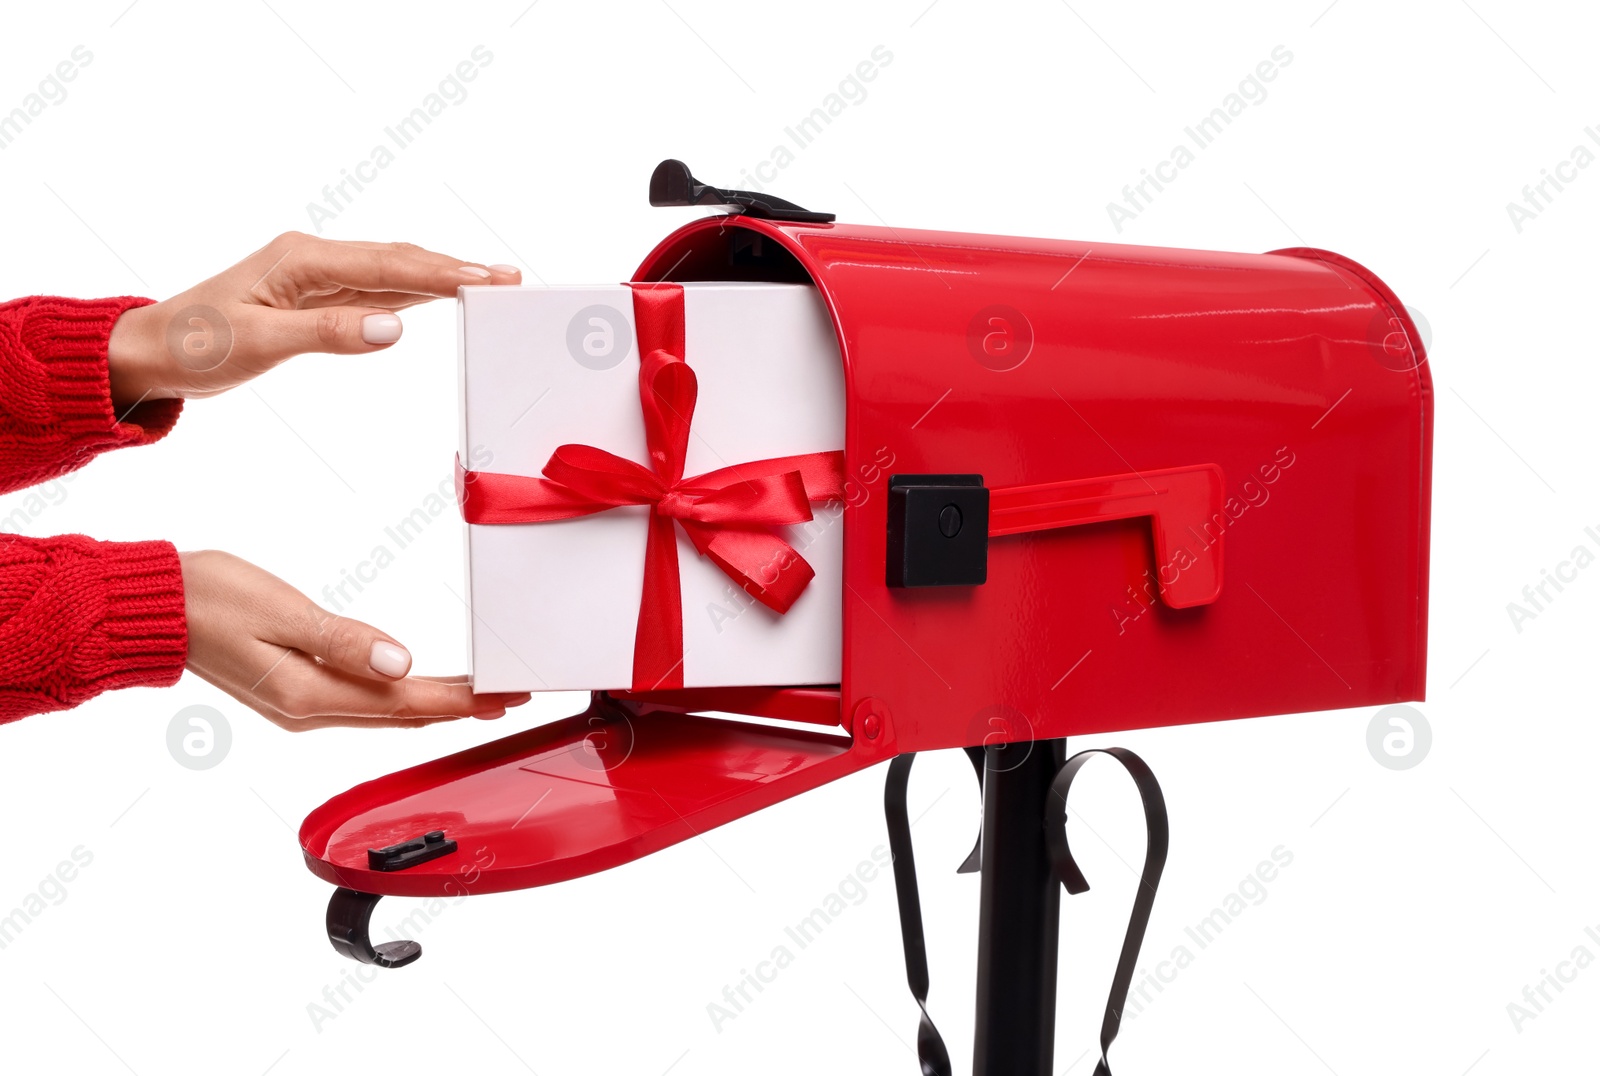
[301,161,1431,1073]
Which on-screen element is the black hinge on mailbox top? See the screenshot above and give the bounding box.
[886,475,990,588]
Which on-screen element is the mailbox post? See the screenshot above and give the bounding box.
[973,741,1064,1074]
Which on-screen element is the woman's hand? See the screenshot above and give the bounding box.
[181,549,529,732]
[107,234,520,410]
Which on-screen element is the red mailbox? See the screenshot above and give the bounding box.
[302,162,1431,1075]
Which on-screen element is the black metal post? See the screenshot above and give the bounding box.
[972,739,1062,1076]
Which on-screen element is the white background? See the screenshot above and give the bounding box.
[0,1,1594,1074]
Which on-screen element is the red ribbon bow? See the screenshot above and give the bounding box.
[457,283,845,691]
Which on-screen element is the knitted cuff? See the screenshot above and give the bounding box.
[17,296,183,452]
[86,539,189,691]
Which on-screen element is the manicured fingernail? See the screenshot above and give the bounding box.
[459,265,492,279]
[474,708,507,720]
[489,264,520,275]
[369,641,411,678]
[361,313,403,344]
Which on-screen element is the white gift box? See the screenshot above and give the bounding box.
[457,283,845,693]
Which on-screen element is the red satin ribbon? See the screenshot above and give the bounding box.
[457,282,844,691]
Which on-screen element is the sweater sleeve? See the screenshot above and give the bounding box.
[0,295,182,493]
[0,535,188,724]
[0,297,189,723]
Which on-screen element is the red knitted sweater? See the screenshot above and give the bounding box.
[0,295,187,724]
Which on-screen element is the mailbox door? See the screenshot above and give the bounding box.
[636,219,1432,751]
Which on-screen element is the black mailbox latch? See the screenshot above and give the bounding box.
[886,474,989,588]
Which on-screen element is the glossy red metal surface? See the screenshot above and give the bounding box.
[300,696,872,897]
[300,216,1431,898]
[636,219,1432,748]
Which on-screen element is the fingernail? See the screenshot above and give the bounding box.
[474,708,507,720]
[507,693,532,706]
[361,313,403,344]
[369,641,412,678]
[489,264,520,275]
[459,265,492,279]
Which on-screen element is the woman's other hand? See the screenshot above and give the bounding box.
[180,549,529,731]
[106,234,519,410]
